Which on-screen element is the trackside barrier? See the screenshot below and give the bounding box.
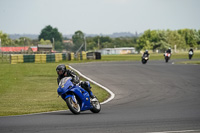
[35,54,46,63]
[9,52,101,64]
[76,53,80,60]
[87,52,101,60]
[74,52,87,60]
[10,54,23,64]
[82,51,87,60]
[18,54,23,63]
[10,55,18,64]
[62,54,66,60]
[24,55,35,63]
[71,53,74,60]
[55,53,62,62]
[46,54,55,62]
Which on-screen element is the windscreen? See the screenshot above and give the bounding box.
[59,77,72,87]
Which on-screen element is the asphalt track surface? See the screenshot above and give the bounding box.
[1,60,200,133]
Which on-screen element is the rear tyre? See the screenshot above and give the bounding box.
[66,97,80,114]
[90,98,101,113]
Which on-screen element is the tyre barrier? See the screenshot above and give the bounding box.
[10,52,98,64]
[86,52,101,60]
[10,53,66,64]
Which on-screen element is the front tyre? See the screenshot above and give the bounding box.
[66,97,80,114]
[90,98,101,113]
[165,57,169,63]
[142,59,147,64]
[189,55,192,60]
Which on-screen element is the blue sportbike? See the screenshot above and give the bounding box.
[57,77,101,114]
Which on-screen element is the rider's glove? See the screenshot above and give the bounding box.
[72,76,79,84]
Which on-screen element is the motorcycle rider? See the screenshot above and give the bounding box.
[166,47,171,54]
[164,47,172,56]
[143,50,150,57]
[189,48,194,53]
[56,64,96,99]
[188,48,194,59]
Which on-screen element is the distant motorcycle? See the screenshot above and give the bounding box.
[57,77,101,114]
[164,53,171,63]
[141,54,149,64]
[189,51,193,60]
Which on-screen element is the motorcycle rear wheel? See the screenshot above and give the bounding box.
[90,98,101,113]
[66,97,80,114]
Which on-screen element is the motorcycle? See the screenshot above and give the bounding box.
[57,77,101,114]
[141,54,149,64]
[164,53,171,63]
[189,51,193,60]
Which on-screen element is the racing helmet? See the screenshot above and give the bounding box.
[56,64,66,76]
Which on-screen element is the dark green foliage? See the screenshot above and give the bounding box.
[137,29,200,52]
[72,30,85,52]
[38,25,63,43]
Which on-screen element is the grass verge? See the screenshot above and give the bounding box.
[0,63,109,116]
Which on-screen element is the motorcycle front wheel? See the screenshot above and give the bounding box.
[66,97,80,114]
[189,55,192,60]
[90,98,101,113]
[142,59,147,64]
[165,57,169,63]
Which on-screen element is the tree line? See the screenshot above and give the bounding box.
[137,29,200,52]
[1,25,200,53]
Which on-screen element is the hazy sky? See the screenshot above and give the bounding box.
[0,0,200,35]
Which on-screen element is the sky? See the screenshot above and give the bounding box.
[0,0,200,35]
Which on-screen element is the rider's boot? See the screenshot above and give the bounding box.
[89,91,97,101]
[80,81,97,101]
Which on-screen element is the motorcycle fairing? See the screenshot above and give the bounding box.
[57,77,92,111]
[66,86,91,111]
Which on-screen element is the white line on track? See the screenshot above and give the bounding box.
[69,65,115,104]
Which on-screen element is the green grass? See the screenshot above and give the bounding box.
[0,63,109,116]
